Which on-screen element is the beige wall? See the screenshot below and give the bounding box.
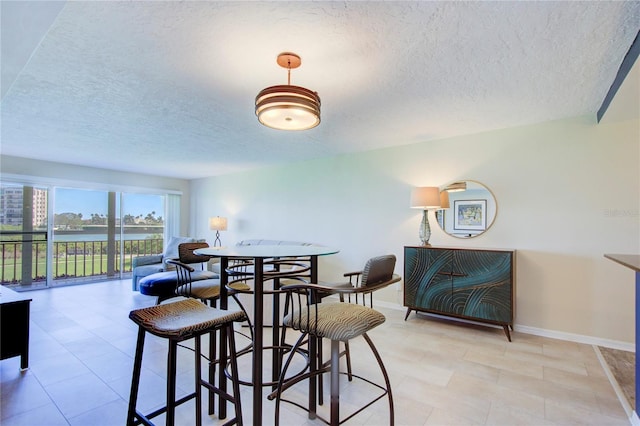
[0,156,192,235]
[190,115,639,347]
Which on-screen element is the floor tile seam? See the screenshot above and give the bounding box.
[497,368,607,407]
[45,382,123,422]
[449,369,544,399]
[26,371,79,424]
[65,397,128,425]
[463,352,545,379]
[485,399,548,425]
[543,397,630,424]
[0,402,69,424]
[0,378,54,421]
[503,350,590,373]
[395,378,491,421]
[36,348,134,419]
[541,365,619,395]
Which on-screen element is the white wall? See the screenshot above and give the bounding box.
[190,115,639,346]
[0,155,192,235]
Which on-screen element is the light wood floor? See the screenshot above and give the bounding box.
[0,279,630,425]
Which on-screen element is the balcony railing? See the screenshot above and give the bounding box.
[0,232,163,288]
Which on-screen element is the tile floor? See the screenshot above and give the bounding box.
[0,279,630,425]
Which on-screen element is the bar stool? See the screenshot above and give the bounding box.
[126,298,245,426]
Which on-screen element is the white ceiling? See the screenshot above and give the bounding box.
[1,1,639,180]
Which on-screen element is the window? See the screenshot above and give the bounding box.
[0,181,175,289]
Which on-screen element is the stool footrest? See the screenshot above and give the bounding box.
[130,392,196,425]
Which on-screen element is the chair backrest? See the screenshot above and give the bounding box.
[360,254,396,288]
[165,259,195,297]
[178,242,210,265]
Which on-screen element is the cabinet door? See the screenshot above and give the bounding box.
[450,250,512,323]
[404,247,454,313]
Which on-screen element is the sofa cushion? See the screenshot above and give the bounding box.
[163,236,195,267]
[134,263,164,278]
[139,270,218,297]
[139,271,179,297]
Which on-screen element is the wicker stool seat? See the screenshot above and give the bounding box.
[127,298,245,426]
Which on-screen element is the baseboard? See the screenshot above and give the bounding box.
[515,324,634,352]
[374,300,635,352]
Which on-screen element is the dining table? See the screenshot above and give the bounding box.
[194,244,339,425]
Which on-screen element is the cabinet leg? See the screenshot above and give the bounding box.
[404,308,412,321]
[502,325,512,342]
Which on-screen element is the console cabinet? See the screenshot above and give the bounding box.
[404,246,515,341]
[1,285,32,369]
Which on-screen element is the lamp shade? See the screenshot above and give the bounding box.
[255,85,321,130]
[209,216,228,231]
[410,187,441,209]
[439,190,450,209]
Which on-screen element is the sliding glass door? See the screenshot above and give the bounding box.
[52,188,117,285]
[1,182,167,289]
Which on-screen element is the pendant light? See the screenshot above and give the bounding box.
[255,52,321,131]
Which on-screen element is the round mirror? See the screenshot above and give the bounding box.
[435,180,497,238]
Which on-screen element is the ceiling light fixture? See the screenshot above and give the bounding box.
[255,52,321,131]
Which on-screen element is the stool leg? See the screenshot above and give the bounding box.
[195,335,202,426]
[166,340,178,426]
[127,327,146,426]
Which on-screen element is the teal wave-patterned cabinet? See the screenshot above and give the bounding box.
[404,246,515,341]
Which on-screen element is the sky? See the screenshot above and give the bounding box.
[55,188,163,218]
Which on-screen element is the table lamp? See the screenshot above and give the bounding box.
[410,187,441,246]
[209,216,228,247]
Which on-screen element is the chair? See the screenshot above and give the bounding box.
[270,254,401,426]
[137,242,219,304]
[126,298,245,426]
[166,259,251,324]
[131,236,198,290]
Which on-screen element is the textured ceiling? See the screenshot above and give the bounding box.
[1,1,639,180]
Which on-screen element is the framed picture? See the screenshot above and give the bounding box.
[453,199,487,231]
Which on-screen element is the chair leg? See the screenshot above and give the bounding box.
[232,294,254,342]
[330,340,340,426]
[208,328,217,416]
[273,332,310,426]
[344,341,353,381]
[318,338,353,406]
[127,327,146,426]
[226,322,243,426]
[363,333,394,426]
